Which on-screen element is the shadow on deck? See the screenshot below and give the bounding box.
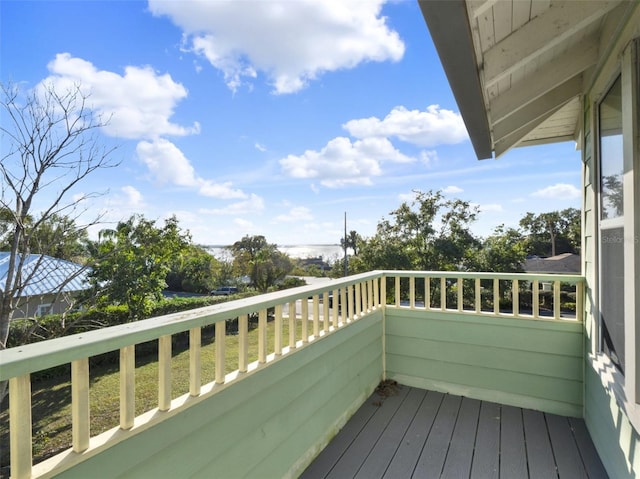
[302,384,607,479]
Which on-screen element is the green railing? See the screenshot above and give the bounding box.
[0,271,584,478]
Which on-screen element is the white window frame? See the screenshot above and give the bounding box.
[595,39,640,430]
[36,303,52,317]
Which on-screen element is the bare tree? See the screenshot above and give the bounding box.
[0,81,119,353]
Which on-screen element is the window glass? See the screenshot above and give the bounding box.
[599,76,624,219]
[598,75,625,373]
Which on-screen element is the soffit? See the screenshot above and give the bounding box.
[419,0,637,159]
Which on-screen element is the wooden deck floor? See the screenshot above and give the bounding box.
[302,384,607,479]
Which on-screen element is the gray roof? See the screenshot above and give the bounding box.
[0,252,90,296]
[523,253,581,274]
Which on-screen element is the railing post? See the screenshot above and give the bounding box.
[395,276,400,307]
[239,314,249,372]
[378,277,384,310]
[189,328,201,396]
[475,277,481,313]
[322,292,330,332]
[331,290,339,328]
[313,296,320,337]
[9,374,32,479]
[120,345,135,429]
[288,302,297,349]
[493,278,500,314]
[158,335,171,411]
[410,276,416,309]
[301,298,309,342]
[258,309,267,363]
[215,321,226,384]
[441,277,446,311]
[457,277,463,312]
[71,358,90,452]
[275,304,283,355]
[533,279,540,318]
[425,276,431,310]
[553,280,561,320]
[577,280,584,322]
[511,279,519,317]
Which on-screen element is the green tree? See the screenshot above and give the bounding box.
[519,208,580,257]
[358,190,481,272]
[341,230,362,256]
[230,235,293,292]
[167,244,220,293]
[477,225,527,272]
[88,215,189,320]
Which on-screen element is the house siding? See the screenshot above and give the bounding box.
[384,309,583,418]
[582,13,640,478]
[51,312,384,478]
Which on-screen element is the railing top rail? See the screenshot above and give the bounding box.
[380,270,585,283]
[0,272,383,381]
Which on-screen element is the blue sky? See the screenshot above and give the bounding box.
[1,0,581,247]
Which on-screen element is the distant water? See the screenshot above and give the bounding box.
[204,244,344,261]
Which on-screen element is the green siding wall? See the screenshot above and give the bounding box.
[385,309,584,417]
[54,312,383,479]
[585,364,640,478]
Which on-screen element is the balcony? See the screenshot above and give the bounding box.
[0,271,595,478]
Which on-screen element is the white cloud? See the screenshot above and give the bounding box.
[274,206,313,223]
[420,150,439,165]
[531,183,580,199]
[136,139,247,199]
[42,53,199,139]
[343,105,468,147]
[120,186,145,208]
[479,203,503,213]
[200,194,265,215]
[148,0,404,94]
[280,136,413,188]
[443,185,463,194]
[255,143,267,152]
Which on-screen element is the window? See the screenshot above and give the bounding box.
[598,76,625,373]
[36,303,52,317]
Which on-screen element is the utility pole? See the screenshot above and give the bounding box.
[343,212,348,277]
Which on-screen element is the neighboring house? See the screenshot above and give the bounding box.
[524,253,582,291]
[0,252,90,318]
[419,1,639,477]
[524,253,581,275]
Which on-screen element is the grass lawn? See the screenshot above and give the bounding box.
[0,318,304,471]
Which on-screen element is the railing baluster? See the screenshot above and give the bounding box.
[189,328,201,396]
[493,278,500,314]
[258,309,267,363]
[355,282,362,318]
[533,279,540,318]
[71,358,90,452]
[576,281,584,322]
[340,287,348,322]
[9,374,32,479]
[347,285,354,322]
[322,292,330,332]
[441,277,446,311]
[331,289,339,328]
[457,278,463,312]
[120,345,135,429]
[475,278,481,313]
[362,280,369,313]
[275,304,283,355]
[395,276,400,307]
[288,302,297,349]
[301,298,309,342]
[375,278,381,309]
[158,335,171,411]
[215,321,226,384]
[553,280,561,320]
[410,277,416,309]
[239,314,249,372]
[513,279,520,317]
[368,279,373,310]
[313,296,320,337]
[425,276,430,310]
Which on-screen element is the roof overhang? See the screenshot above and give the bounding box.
[418,0,638,160]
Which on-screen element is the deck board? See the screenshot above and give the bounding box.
[303,385,608,478]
